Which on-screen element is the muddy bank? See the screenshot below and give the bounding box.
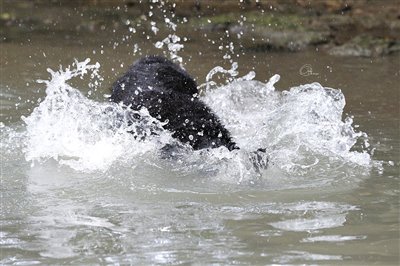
[1,0,399,57]
[186,0,400,57]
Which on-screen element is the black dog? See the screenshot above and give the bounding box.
[111,55,238,151]
[111,56,268,170]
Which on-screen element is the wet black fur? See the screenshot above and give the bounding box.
[111,55,238,151]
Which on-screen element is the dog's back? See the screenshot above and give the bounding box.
[111,56,238,151]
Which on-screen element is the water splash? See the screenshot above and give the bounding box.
[154,34,184,64]
[7,58,374,184]
[200,61,257,92]
[22,59,172,172]
[203,73,372,175]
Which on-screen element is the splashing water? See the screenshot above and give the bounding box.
[4,58,373,183]
[22,59,172,172]
[201,63,372,176]
[154,34,184,64]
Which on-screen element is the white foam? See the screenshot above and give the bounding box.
[16,58,374,183]
[22,59,172,172]
[203,75,373,175]
[270,215,347,231]
[301,235,367,243]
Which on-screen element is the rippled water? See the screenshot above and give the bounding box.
[1,5,399,265]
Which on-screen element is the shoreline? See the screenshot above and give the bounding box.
[1,0,399,57]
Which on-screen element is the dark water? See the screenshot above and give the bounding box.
[1,4,399,265]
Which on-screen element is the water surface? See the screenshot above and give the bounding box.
[1,7,399,265]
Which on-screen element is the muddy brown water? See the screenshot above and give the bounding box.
[1,6,399,265]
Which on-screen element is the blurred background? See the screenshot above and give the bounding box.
[2,0,399,55]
